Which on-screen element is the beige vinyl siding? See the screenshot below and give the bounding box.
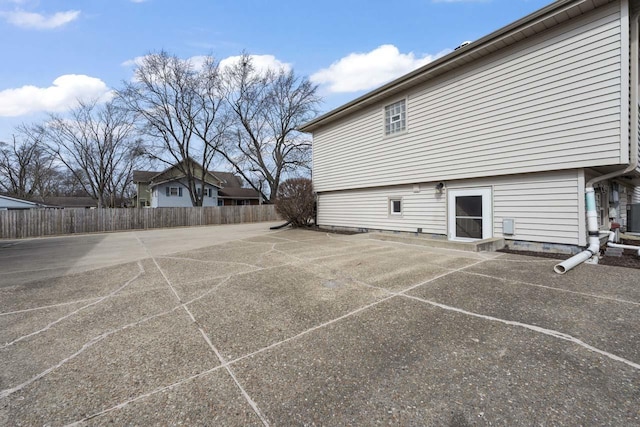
[317,185,446,235]
[313,2,624,193]
[490,172,582,246]
[318,170,582,246]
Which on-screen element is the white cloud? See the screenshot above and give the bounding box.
[310,44,451,93]
[1,9,80,29]
[0,75,112,117]
[121,56,146,67]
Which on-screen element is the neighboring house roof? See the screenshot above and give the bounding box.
[40,196,98,208]
[133,160,229,189]
[299,0,608,132]
[0,194,51,209]
[218,187,261,200]
[132,170,160,183]
[210,171,243,188]
[134,164,247,190]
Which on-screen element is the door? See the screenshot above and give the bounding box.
[448,188,492,241]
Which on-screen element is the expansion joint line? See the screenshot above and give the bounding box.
[132,232,270,426]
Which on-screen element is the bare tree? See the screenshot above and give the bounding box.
[220,54,320,202]
[0,128,58,200]
[118,51,228,207]
[42,99,145,208]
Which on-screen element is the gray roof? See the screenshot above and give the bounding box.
[132,170,160,183]
[211,171,243,188]
[133,167,245,189]
[40,196,98,208]
[299,0,607,132]
[218,187,261,199]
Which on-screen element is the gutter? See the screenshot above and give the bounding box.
[554,2,639,274]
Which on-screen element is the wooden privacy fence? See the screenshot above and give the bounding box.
[0,205,280,239]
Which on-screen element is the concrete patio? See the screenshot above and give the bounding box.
[1,224,638,425]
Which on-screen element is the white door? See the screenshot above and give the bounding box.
[448,188,492,241]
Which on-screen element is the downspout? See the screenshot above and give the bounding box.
[554,5,640,274]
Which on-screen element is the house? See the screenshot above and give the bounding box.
[209,171,262,206]
[0,194,51,210]
[40,196,98,209]
[133,161,261,208]
[218,187,262,206]
[300,0,640,254]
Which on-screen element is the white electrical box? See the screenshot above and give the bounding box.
[503,219,515,235]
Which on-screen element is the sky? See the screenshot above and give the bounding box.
[0,0,554,142]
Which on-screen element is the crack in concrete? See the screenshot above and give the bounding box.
[157,255,262,270]
[0,297,102,317]
[0,301,183,400]
[1,262,145,348]
[7,230,638,425]
[133,232,270,427]
[295,244,640,371]
[459,270,640,306]
[402,293,640,370]
[64,251,482,423]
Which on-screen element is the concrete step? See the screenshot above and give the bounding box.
[367,233,505,252]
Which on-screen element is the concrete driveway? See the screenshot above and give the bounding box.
[1,225,639,425]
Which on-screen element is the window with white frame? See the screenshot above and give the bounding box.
[166,187,182,197]
[390,198,402,215]
[384,99,406,136]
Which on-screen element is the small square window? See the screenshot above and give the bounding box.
[384,100,406,136]
[390,198,402,215]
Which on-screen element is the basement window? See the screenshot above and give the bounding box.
[390,198,402,215]
[384,99,406,136]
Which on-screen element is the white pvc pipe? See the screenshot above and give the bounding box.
[606,230,640,254]
[554,188,600,274]
[608,242,640,255]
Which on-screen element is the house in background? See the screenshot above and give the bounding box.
[40,196,98,209]
[301,0,640,253]
[133,161,261,208]
[0,194,51,210]
[218,187,262,206]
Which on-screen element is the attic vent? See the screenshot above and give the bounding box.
[454,41,472,50]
